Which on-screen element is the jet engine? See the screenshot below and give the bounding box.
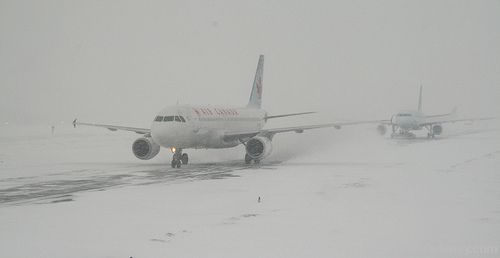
[431,125,443,135]
[245,136,273,160]
[377,124,387,135]
[132,137,160,160]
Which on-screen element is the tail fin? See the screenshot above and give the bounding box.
[417,85,423,112]
[451,106,458,117]
[247,55,264,108]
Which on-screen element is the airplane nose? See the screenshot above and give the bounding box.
[151,122,172,146]
[395,117,416,129]
[150,122,188,147]
[393,116,403,125]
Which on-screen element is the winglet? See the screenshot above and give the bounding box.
[247,55,264,108]
[451,107,458,117]
[418,85,423,112]
[73,119,77,128]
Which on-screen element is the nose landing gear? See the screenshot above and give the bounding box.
[171,148,189,168]
[425,125,439,139]
[390,128,416,139]
[181,153,188,165]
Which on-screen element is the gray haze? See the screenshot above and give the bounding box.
[1,0,499,126]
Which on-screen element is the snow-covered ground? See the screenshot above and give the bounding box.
[1,122,499,258]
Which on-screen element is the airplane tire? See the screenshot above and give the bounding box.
[245,154,252,164]
[171,159,181,168]
[181,153,189,164]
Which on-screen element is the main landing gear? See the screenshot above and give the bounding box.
[171,148,188,168]
[245,154,260,165]
[426,125,436,139]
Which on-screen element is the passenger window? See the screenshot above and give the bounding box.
[154,116,163,122]
[174,116,182,122]
[164,116,174,122]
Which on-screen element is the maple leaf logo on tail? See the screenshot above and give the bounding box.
[256,77,262,97]
[247,55,264,109]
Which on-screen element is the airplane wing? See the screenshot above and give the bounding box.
[223,120,381,141]
[265,112,315,120]
[419,116,496,127]
[378,119,392,125]
[73,119,150,135]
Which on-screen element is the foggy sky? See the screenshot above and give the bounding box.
[1,0,499,127]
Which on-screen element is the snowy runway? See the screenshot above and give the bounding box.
[0,161,276,205]
[1,124,499,258]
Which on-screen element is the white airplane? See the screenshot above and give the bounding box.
[74,55,366,168]
[376,86,493,138]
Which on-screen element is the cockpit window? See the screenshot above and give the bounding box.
[158,116,186,122]
[164,116,174,122]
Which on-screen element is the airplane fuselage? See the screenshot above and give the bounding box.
[391,110,426,131]
[150,105,267,149]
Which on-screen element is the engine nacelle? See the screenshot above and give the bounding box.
[132,137,160,160]
[432,125,443,135]
[245,136,273,160]
[377,124,387,135]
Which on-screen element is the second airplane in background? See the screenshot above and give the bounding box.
[376,86,493,138]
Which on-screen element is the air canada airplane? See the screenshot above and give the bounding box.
[376,86,493,138]
[74,55,366,168]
